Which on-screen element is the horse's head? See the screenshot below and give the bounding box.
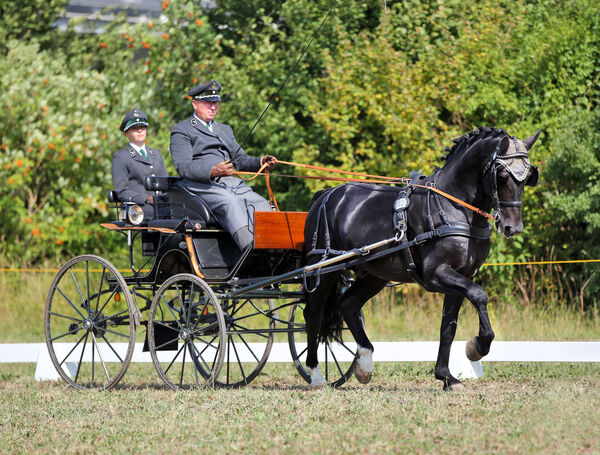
[483,129,540,238]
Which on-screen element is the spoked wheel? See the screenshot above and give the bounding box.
[215,296,276,387]
[148,274,226,390]
[44,255,136,390]
[288,302,360,388]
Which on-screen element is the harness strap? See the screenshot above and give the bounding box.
[410,182,495,221]
[303,222,492,281]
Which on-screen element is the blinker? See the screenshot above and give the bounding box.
[525,165,539,187]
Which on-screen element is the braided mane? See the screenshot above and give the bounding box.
[442,126,508,162]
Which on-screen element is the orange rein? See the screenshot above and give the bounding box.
[234,160,495,221]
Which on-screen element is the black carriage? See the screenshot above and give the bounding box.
[43,176,359,390]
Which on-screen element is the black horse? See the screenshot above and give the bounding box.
[302,127,540,390]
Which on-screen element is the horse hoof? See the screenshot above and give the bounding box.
[446,382,465,392]
[355,371,372,384]
[308,378,327,390]
[466,340,483,361]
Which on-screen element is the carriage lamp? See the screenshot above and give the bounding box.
[127,205,145,225]
[119,204,145,225]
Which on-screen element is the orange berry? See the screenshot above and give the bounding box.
[162,33,169,40]
[48,143,55,150]
[147,22,153,28]
[15,160,22,167]
[162,0,169,9]
[196,19,203,26]
[8,177,14,184]
[56,239,63,245]
[100,42,107,49]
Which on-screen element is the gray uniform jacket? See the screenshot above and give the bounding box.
[112,144,169,217]
[170,116,271,240]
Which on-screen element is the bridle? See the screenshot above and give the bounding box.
[483,136,538,222]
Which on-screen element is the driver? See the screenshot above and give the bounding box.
[170,80,276,250]
[112,108,169,220]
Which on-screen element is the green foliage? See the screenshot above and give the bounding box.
[0,0,68,42]
[0,0,599,306]
[0,38,145,262]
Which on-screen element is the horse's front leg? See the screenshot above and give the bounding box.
[435,295,464,391]
[427,265,495,389]
[337,275,387,384]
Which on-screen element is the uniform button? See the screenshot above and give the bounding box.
[151,174,155,176]
[150,166,154,169]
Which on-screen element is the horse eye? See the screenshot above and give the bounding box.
[497,169,510,180]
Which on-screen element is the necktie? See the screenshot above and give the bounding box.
[140,147,148,160]
[206,121,213,132]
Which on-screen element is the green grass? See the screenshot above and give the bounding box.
[1,271,599,343]
[1,362,599,454]
[2,270,599,454]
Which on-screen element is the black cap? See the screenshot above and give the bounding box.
[188,80,222,102]
[120,108,148,132]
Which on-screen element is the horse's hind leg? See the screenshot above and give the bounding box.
[435,295,464,391]
[304,272,339,388]
[337,275,387,385]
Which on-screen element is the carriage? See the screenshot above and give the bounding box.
[44,127,540,391]
[43,175,359,390]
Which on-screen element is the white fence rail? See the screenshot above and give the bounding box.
[1,341,599,382]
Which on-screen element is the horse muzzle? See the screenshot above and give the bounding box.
[495,206,524,238]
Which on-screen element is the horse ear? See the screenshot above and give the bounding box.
[523,128,542,151]
[499,136,510,154]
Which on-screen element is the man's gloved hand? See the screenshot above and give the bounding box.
[261,155,277,171]
[210,160,235,178]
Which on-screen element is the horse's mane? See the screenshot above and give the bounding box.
[442,126,508,162]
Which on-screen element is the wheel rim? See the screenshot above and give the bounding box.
[44,255,135,390]
[214,297,275,387]
[148,274,225,390]
[288,302,358,388]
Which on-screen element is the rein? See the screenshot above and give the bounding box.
[235,160,495,221]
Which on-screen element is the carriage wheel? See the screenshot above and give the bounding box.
[213,297,275,387]
[44,255,136,390]
[287,302,359,388]
[148,274,226,390]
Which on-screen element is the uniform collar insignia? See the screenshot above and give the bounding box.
[128,148,136,158]
[190,117,198,126]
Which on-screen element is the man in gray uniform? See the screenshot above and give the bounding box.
[170,80,276,250]
[112,108,169,220]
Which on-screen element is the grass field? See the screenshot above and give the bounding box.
[1,269,599,453]
[1,362,599,454]
[1,270,599,343]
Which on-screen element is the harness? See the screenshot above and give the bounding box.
[305,136,536,287]
[483,137,534,221]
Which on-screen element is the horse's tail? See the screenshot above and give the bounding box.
[318,283,344,343]
[317,271,355,342]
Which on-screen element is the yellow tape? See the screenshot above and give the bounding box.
[481,259,600,267]
[2,259,600,274]
[0,268,150,273]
